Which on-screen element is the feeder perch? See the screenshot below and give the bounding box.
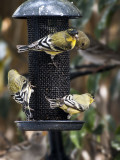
[13,0,84,131]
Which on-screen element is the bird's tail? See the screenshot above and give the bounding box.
[46,97,63,109]
[17,45,29,53]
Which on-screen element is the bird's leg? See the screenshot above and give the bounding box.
[23,104,34,111]
[48,55,58,68]
[51,59,58,68]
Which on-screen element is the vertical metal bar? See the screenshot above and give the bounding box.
[47,131,69,160]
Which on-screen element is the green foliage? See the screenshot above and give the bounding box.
[18,110,26,120]
[95,5,114,38]
[84,107,96,132]
[67,0,120,159]
[111,135,120,151]
[114,154,120,160]
[70,130,85,149]
[110,70,120,97]
[87,74,101,95]
[115,126,120,135]
[16,128,25,143]
[93,123,104,135]
[70,0,94,28]
[70,88,80,94]
[98,0,118,11]
[108,40,120,51]
[0,93,10,118]
[68,107,105,150]
[111,125,120,152]
[95,2,120,38]
[104,114,116,132]
[62,131,75,154]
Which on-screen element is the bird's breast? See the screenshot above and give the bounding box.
[66,37,76,49]
[67,108,80,115]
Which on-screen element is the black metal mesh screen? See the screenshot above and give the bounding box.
[27,17,70,120]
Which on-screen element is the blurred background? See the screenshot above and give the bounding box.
[0,0,120,160]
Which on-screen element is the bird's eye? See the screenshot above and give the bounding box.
[82,43,84,46]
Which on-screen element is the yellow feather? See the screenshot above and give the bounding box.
[45,51,61,56]
[71,39,76,49]
[67,107,80,115]
[66,37,76,49]
[60,105,80,116]
[73,93,94,106]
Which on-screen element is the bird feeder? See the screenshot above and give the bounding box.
[13,0,84,131]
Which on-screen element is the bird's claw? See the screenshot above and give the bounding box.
[48,61,58,68]
[29,82,36,88]
[29,107,34,111]
[67,114,71,119]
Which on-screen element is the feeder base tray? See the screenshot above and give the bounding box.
[15,120,84,131]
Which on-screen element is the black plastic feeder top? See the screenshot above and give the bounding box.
[12,0,82,18]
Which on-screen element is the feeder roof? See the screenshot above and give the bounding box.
[12,0,81,19]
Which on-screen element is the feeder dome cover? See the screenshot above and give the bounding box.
[12,0,81,18]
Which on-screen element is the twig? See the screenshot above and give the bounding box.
[0,132,11,147]
[70,65,117,80]
[71,64,100,70]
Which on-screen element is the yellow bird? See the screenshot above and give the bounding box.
[76,30,90,50]
[17,28,78,60]
[46,93,94,119]
[8,69,34,120]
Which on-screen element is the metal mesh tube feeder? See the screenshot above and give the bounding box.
[13,0,84,131]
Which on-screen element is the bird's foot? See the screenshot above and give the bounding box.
[25,106,34,111]
[29,82,36,88]
[31,85,36,88]
[48,61,58,68]
[67,114,71,119]
[29,107,34,111]
[25,109,34,121]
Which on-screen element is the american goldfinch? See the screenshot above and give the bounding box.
[46,93,94,119]
[76,31,90,50]
[8,69,34,120]
[16,28,79,60]
[78,34,120,65]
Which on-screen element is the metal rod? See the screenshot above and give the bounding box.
[47,131,69,160]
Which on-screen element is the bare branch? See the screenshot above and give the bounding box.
[70,65,118,80]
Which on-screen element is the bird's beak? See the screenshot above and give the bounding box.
[75,34,79,39]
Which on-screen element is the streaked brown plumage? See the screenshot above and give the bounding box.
[78,35,120,65]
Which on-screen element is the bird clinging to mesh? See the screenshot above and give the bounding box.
[46,93,94,119]
[17,28,90,62]
[8,69,34,120]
